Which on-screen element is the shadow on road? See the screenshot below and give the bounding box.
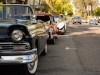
[0,65,24,75]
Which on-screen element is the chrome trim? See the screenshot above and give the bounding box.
[0,42,37,63]
[0,42,30,51]
[0,49,37,54]
[0,49,37,64]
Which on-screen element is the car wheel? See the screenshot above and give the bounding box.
[55,36,57,39]
[23,51,38,75]
[64,25,66,33]
[41,44,47,55]
[51,38,55,44]
[61,26,65,35]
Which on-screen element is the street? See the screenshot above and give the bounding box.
[0,22,100,75]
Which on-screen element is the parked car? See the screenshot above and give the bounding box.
[13,14,36,23]
[72,16,82,24]
[0,4,48,75]
[81,18,88,23]
[35,13,58,44]
[89,19,98,25]
[52,13,67,34]
[98,19,100,23]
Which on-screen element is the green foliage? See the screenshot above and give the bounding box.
[65,3,73,16]
[33,0,73,16]
[43,0,73,16]
[42,1,51,13]
[73,0,98,16]
[95,7,100,16]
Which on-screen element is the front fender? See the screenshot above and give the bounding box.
[57,22,65,29]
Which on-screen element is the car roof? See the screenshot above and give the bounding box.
[90,18,97,20]
[35,13,52,16]
[51,12,60,15]
[14,14,31,16]
[0,4,30,7]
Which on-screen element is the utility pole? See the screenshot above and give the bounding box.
[33,0,35,13]
[6,0,7,4]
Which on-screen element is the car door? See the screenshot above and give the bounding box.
[38,23,47,53]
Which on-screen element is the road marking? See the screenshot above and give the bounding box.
[65,47,77,50]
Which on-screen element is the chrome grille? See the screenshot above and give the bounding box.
[0,42,29,51]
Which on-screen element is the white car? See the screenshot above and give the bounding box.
[81,18,88,23]
[53,13,67,35]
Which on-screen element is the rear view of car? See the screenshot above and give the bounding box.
[81,18,88,23]
[72,16,82,24]
[89,19,98,25]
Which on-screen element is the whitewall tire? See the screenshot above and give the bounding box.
[42,44,47,55]
[24,52,38,75]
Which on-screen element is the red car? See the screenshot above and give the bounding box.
[35,13,58,44]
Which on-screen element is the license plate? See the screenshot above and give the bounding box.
[13,45,25,50]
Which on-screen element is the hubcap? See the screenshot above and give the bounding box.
[27,58,38,74]
[45,44,47,53]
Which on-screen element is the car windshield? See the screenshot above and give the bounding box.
[53,15,60,21]
[91,19,97,21]
[0,4,33,19]
[36,16,50,22]
[14,15,31,20]
[73,16,81,19]
[54,15,60,18]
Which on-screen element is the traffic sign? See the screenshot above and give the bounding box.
[87,5,91,11]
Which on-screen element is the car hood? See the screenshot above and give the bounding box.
[57,22,65,29]
[54,18,60,22]
[0,19,30,38]
[0,19,32,25]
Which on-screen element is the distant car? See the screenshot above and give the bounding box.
[89,19,98,25]
[35,13,58,44]
[72,16,82,24]
[81,18,88,23]
[98,19,100,23]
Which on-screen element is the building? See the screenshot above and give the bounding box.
[1,0,41,6]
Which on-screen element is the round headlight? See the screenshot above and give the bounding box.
[11,29,24,42]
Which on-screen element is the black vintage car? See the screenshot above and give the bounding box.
[0,4,48,75]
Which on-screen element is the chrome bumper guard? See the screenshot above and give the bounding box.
[0,42,38,64]
[0,48,38,64]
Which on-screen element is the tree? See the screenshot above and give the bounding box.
[47,0,73,15]
[42,1,51,13]
[73,0,98,16]
[42,0,73,16]
[65,3,73,16]
[95,7,100,16]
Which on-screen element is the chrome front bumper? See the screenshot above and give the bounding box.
[0,49,38,64]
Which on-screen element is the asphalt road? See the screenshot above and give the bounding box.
[0,22,100,75]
